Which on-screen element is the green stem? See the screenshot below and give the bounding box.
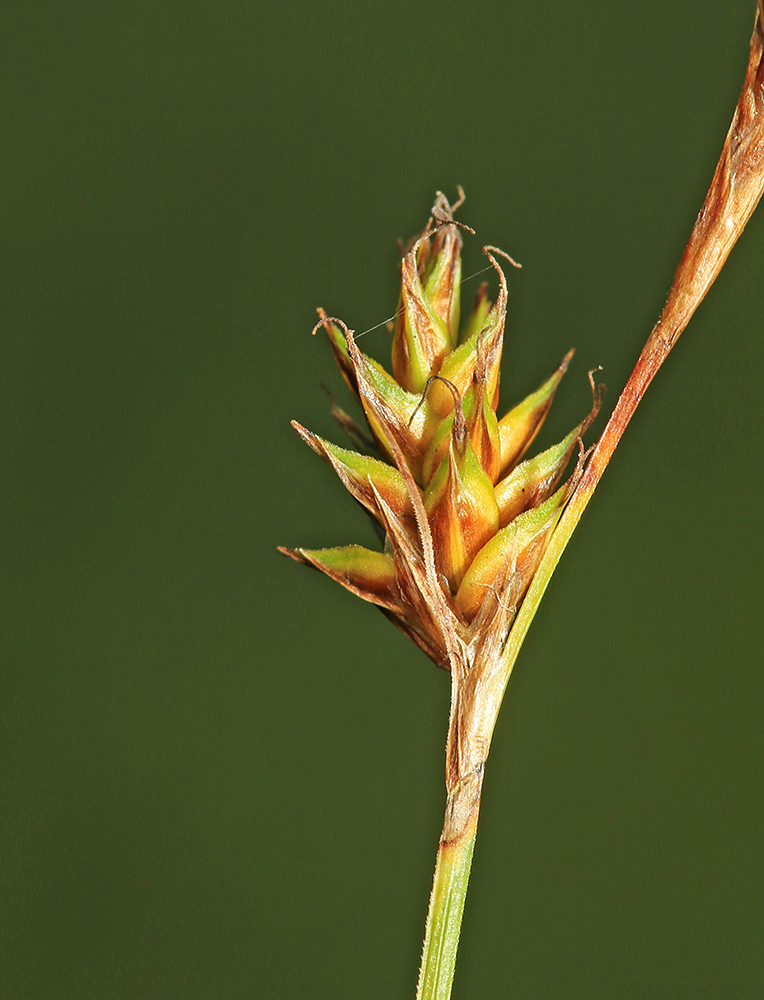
[416,16,764,999]
[416,812,479,1000]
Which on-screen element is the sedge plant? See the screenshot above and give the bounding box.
[281,7,764,997]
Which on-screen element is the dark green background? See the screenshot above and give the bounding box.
[4,2,763,997]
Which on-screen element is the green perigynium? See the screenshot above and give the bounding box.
[282,192,599,678]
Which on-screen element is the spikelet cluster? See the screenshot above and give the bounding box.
[282,193,599,676]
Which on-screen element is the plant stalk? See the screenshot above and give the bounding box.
[416,8,764,999]
[416,799,479,1000]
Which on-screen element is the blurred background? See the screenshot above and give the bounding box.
[4,1,764,997]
